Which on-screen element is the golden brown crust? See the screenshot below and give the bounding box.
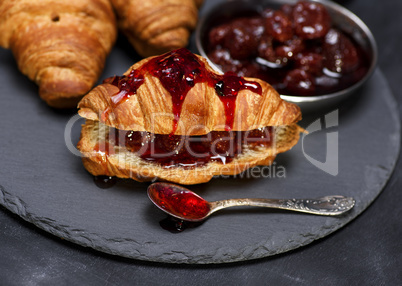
[193,0,204,8]
[78,54,302,135]
[0,0,117,108]
[77,120,302,185]
[110,0,200,57]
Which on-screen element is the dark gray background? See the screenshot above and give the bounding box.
[1,0,401,284]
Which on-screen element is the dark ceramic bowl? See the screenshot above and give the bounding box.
[196,0,378,113]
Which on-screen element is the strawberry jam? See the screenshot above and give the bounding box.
[148,183,211,221]
[111,127,273,168]
[102,48,262,132]
[214,72,262,130]
[102,69,144,122]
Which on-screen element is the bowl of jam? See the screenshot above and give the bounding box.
[195,0,377,112]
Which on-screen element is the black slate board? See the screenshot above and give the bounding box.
[0,35,400,263]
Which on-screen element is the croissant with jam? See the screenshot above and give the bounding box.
[110,0,202,57]
[77,49,303,185]
[0,0,117,108]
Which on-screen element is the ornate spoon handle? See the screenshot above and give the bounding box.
[210,196,355,216]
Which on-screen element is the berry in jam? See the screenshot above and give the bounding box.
[323,29,359,74]
[265,10,293,43]
[292,1,331,40]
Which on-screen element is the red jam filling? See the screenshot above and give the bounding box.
[150,185,211,221]
[102,48,262,132]
[206,1,370,96]
[108,127,273,169]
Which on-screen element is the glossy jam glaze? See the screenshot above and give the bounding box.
[149,184,211,221]
[206,1,370,96]
[102,48,262,132]
[101,69,144,122]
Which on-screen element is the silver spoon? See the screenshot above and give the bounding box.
[147,183,355,222]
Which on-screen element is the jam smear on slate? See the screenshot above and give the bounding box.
[102,48,262,132]
[93,176,117,189]
[159,216,204,233]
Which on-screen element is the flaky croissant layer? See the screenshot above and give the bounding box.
[0,0,117,108]
[78,49,302,135]
[110,0,201,57]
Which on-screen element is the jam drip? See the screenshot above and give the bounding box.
[92,142,118,188]
[145,49,205,132]
[93,141,115,175]
[214,72,262,130]
[111,127,273,169]
[159,216,204,233]
[102,70,144,121]
[103,48,262,132]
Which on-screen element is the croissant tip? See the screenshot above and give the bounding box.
[38,72,94,108]
[40,88,87,109]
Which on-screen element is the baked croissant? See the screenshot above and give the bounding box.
[0,0,117,108]
[77,49,303,184]
[110,0,202,57]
